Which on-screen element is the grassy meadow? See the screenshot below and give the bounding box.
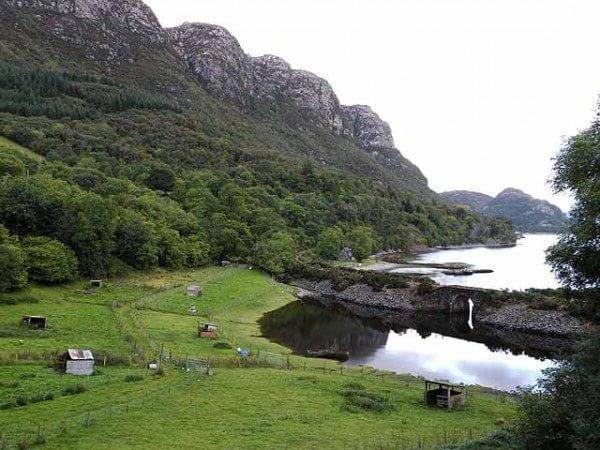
[0,266,516,449]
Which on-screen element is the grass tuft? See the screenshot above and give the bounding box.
[62,383,87,395]
[124,374,144,382]
[338,382,394,413]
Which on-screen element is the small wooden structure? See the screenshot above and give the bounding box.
[424,380,466,410]
[89,280,103,288]
[186,285,202,297]
[59,349,95,376]
[198,322,218,339]
[22,315,46,329]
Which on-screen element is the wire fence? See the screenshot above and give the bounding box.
[0,381,173,450]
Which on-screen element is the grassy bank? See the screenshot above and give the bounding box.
[0,266,516,449]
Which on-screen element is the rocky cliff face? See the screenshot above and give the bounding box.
[441,188,567,233]
[168,23,345,133]
[168,22,416,174]
[4,0,164,37]
[441,190,494,212]
[0,0,184,93]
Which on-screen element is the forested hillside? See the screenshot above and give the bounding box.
[0,0,515,288]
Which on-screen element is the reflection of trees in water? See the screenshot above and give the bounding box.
[259,301,388,356]
[261,299,565,361]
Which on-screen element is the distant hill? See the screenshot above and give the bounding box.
[441,188,567,233]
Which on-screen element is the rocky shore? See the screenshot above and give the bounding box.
[293,278,588,340]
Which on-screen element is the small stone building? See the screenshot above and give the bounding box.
[60,349,95,376]
[186,285,202,297]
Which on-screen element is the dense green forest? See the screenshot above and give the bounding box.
[0,60,514,289]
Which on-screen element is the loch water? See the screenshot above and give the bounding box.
[260,234,561,391]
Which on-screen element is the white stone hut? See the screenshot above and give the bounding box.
[61,349,95,376]
[186,285,202,297]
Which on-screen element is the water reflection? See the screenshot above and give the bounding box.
[399,234,560,290]
[260,300,556,391]
[349,329,553,391]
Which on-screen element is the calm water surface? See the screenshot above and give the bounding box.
[261,234,561,390]
[398,233,560,290]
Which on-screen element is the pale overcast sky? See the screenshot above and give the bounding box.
[145,0,600,211]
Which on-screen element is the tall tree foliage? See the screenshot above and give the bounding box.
[516,334,600,450]
[547,107,600,288]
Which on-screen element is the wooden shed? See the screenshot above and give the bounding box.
[424,380,466,410]
[198,322,218,339]
[60,349,95,376]
[89,280,103,288]
[22,315,46,329]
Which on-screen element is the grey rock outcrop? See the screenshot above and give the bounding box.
[168,23,344,133]
[169,23,252,106]
[167,22,416,170]
[4,0,164,37]
[342,105,395,150]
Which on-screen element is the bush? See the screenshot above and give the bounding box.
[439,429,522,450]
[62,383,87,395]
[14,394,28,406]
[515,334,600,449]
[0,154,26,176]
[22,237,78,284]
[124,374,144,382]
[30,391,54,403]
[0,242,27,292]
[416,277,436,295]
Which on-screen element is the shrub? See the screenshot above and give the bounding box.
[124,374,144,382]
[515,334,600,450]
[0,242,28,292]
[15,394,28,406]
[62,383,87,395]
[0,154,26,177]
[22,237,78,284]
[30,391,54,403]
[416,277,436,295]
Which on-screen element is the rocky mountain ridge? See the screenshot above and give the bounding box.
[2,1,416,183]
[441,188,567,233]
[168,22,406,168]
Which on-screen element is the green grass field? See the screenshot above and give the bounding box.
[0,266,516,449]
